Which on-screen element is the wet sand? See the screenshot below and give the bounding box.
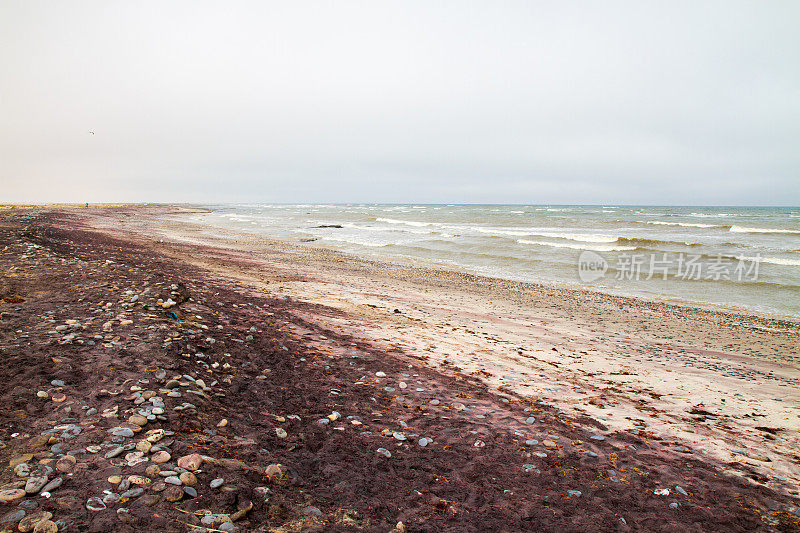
[0,205,798,531]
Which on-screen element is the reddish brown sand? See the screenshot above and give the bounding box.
[0,207,797,532]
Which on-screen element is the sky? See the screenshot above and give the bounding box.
[1,1,799,205]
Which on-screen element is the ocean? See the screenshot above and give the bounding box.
[176,205,800,318]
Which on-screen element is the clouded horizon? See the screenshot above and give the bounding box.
[1,1,798,205]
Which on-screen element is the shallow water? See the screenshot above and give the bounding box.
[178,204,800,318]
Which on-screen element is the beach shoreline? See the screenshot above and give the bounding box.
[79,206,800,482]
[1,205,798,531]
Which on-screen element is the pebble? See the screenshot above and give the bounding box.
[86,497,106,511]
[375,371,386,378]
[669,502,679,509]
[525,439,539,446]
[429,399,440,406]
[210,478,224,489]
[675,486,688,496]
[164,476,182,486]
[183,486,197,498]
[376,448,392,458]
[392,432,407,441]
[163,486,183,502]
[25,476,49,494]
[128,415,148,427]
[474,440,486,448]
[567,490,582,497]
[55,456,76,473]
[177,453,203,471]
[10,455,34,468]
[1,509,26,525]
[654,488,670,496]
[418,438,432,447]
[590,435,606,441]
[40,478,62,493]
[179,472,197,486]
[120,488,143,499]
[304,506,323,517]
[146,430,165,443]
[18,511,53,532]
[151,451,171,464]
[108,428,134,438]
[275,428,287,438]
[33,520,58,533]
[14,463,31,477]
[525,417,536,424]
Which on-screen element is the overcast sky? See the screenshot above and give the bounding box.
[1,1,798,205]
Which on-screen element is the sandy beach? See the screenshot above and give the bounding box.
[0,205,798,531]
[96,206,800,483]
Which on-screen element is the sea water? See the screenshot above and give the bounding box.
[177,205,800,318]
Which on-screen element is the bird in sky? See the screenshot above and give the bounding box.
[89,131,95,135]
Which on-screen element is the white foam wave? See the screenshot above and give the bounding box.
[476,228,618,243]
[342,223,435,235]
[517,239,636,252]
[733,255,800,266]
[730,225,800,235]
[219,214,257,222]
[647,221,718,228]
[376,217,431,227]
[320,236,391,247]
[690,212,737,218]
